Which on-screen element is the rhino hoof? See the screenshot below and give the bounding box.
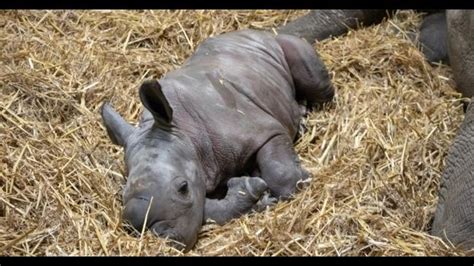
[253,192,278,212]
[296,176,312,191]
[244,177,268,200]
[227,176,269,201]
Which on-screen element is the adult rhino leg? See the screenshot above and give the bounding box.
[446,10,474,98]
[256,134,310,200]
[275,34,335,107]
[276,10,392,44]
[415,11,449,65]
[431,99,474,249]
[203,176,271,225]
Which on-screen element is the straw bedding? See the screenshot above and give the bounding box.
[0,10,469,256]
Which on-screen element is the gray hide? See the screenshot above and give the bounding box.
[431,98,474,249]
[431,10,474,249]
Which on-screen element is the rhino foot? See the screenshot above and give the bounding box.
[204,177,270,225]
[253,191,278,212]
[228,176,269,202]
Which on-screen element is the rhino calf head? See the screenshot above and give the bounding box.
[101,80,206,251]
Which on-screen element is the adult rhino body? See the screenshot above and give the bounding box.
[279,9,474,250]
[431,100,474,249]
[101,29,334,251]
[431,10,474,250]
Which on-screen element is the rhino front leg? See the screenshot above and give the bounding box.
[275,33,335,108]
[256,134,310,200]
[204,177,271,225]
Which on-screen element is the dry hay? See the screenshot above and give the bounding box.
[0,10,469,256]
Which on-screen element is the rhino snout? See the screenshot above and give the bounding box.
[123,196,154,231]
[150,220,188,250]
[123,196,195,251]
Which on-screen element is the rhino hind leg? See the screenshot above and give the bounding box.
[275,33,335,108]
[203,176,270,225]
[256,134,310,200]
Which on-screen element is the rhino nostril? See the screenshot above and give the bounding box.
[136,196,150,202]
[150,222,185,249]
[123,196,154,231]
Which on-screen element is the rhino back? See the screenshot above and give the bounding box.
[432,99,474,249]
[158,30,301,191]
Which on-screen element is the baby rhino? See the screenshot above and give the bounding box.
[101,29,334,251]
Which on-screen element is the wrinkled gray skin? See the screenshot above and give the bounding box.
[431,99,474,249]
[101,29,334,251]
[277,10,392,43]
[431,10,474,250]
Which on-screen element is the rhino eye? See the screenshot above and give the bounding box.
[178,181,188,195]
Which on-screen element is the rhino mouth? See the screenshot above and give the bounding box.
[150,220,187,250]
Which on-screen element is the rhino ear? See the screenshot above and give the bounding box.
[139,79,173,128]
[101,102,135,147]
